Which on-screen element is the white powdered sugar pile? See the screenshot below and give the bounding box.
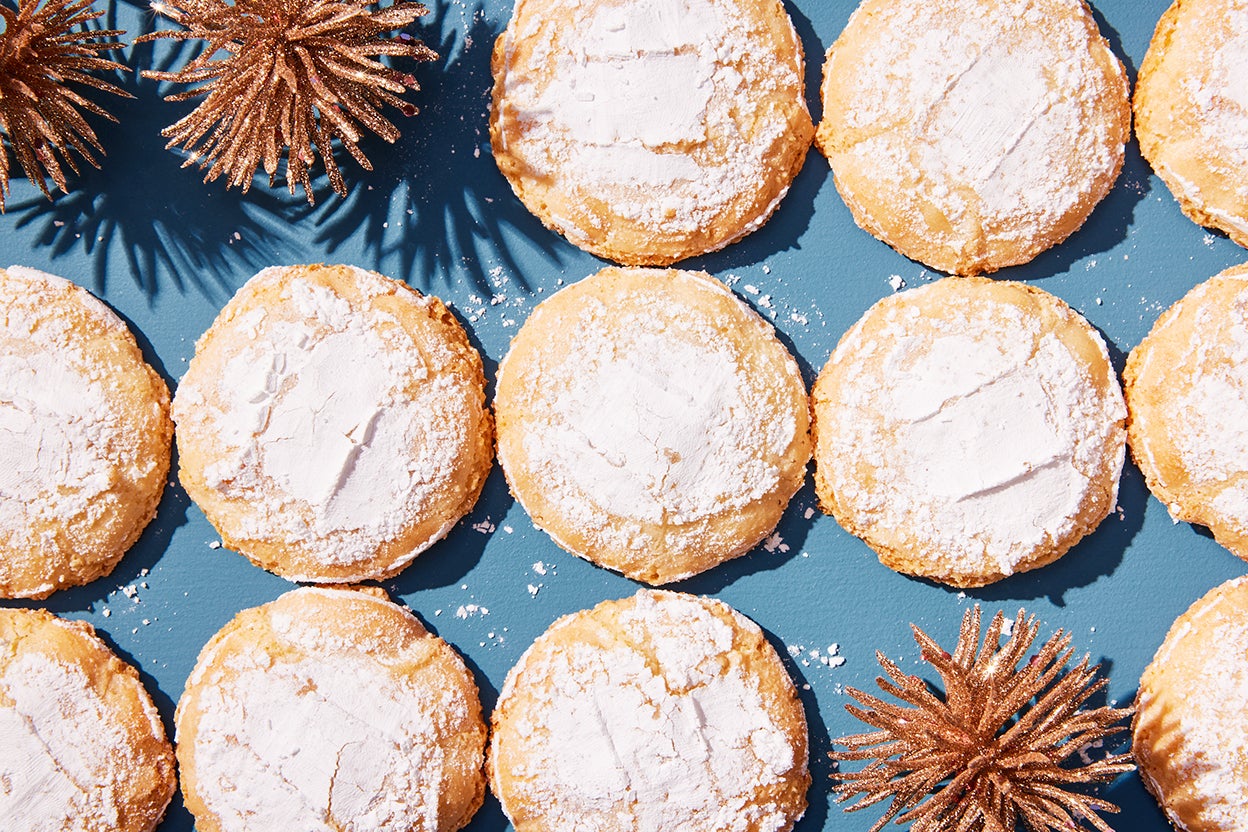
[1169,278,1248,529]
[174,267,474,570]
[517,286,798,548]
[496,592,803,832]
[0,649,155,831]
[832,1,1123,251]
[497,0,801,238]
[827,294,1125,577]
[0,269,131,551]
[185,608,466,832]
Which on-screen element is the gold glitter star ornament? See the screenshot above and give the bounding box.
[831,606,1134,832]
[0,0,129,212]
[139,0,437,203]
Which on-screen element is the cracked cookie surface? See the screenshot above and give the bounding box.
[176,586,487,832]
[1135,0,1248,248]
[816,0,1129,275]
[812,276,1126,587]
[493,267,811,585]
[489,0,813,265]
[173,264,493,584]
[0,607,175,832]
[1135,575,1248,832]
[488,590,810,832]
[1125,262,1248,561]
[0,266,172,599]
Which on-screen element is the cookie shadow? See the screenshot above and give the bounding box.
[0,460,193,625]
[679,0,831,273]
[963,458,1149,607]
[1010,136,1153,283]
[1089,2,1140,82]
[385,465,514,594]
[674,480,821,596]
[1100,681,1172,830]
[303,3,568,296]
[760,624,833,832]
[1009,0,1152,284]
[690,146,830,276]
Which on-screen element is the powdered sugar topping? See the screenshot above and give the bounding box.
[184,593,471,832]
[496,0,806,238]
[174,267,478,572]
[1142,577,1248,832]
[507,274,802,551]
[1168,3,1248,209]
[826,0,1124,261]
[822,285,1125,577]
[0,266,161,590]
[1163,277,1248,531]
[0,643,160,830]
[493,591,805,832]
[1172,617,1248,830]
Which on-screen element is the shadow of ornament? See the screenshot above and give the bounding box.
[304,3,568,296]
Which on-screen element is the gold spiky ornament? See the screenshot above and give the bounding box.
[0,0,129,212]
[139,0,437,203]
[831,606,1134,832]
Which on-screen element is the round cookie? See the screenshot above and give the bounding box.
[1135,575,1248,832]
[815,0,1129,275]
[488,589,810,832]
[489,0,813,266]
[173,264,493,583]
[1124,263,1248,561]
[1135,0,1248,247]
[493,267,811,585]
[176,586,487,832]
[811,276,1126,587]
[0,607,176,832]
[0,265,172,599]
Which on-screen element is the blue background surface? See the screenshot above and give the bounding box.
[0,0,1239,829]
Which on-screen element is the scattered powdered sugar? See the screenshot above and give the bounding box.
[0,646,156,830]
[786,641,846,670]
[762,532,790,554]
[822,286,1125,577]
[496,0,806,238]
[174,267,478,571]
[493,591,805,831]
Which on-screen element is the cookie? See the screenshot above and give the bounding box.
[1135,575,1248,832]
[488,589,810,832]
[489,0,814,266]
[0,607,176,832]
[176,586,487,832]
[1124,263,1248,561]
[812,277,1126,587]
[173,264,493,583]
[0,266,172,599]
[1135,0,1248,247]
[494,266,811,585]
[815,0,1129,275]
